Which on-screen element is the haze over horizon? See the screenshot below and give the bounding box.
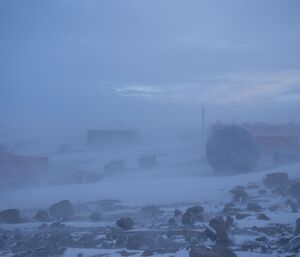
[1,0,300,143]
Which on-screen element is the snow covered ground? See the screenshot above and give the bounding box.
[1,142,300,257]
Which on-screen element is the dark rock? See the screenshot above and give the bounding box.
[225,216,234,229]
[89,211,102,221]
[279,235,300,255]
[257,213,271,220]
[222,203,241,214]
[49,200,74,220]
[174,209,182,217]
[0,209,20,223]
[190,246,236,257]
[181,206,204,225]
[230,186,248,203]
[263,172,289,187]
[295,218,300,235]
[247,201,262,212]
[209,216,230,245]
[235,213,250,220]
[116,217,134,230]
[290,181,300,201]
[255,236,267,242]
[34,210,50,222]
[204,226,217,241]
[49,221,66,230]
[117,250,139,256]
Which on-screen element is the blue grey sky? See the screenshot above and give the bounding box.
[1,0,300,140]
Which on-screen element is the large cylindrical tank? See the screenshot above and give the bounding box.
[206,125,259,173]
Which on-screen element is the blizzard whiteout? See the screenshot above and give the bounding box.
[1,0,300,257]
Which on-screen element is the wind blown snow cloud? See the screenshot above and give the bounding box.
[111,70,300,105]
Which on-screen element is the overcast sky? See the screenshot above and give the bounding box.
[1,0,300,141]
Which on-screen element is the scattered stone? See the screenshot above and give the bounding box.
[222,203,241,214]
[49,221,66,230]
[263,172,289,187]
[34,210,50,222]
[49,200,74,220]
[225,216,234,229]
[181,206,204,225]
[0,209,20,223]
[257,213,270,220]
[117,217,134,230]
[247,201,262,212]
[235,213,250,220]
[255,236,267,242]
[279,234,300,256]
[230,186,248,203]
[209,216,230,245]
[118,250,139,256]
[89,211,103,221]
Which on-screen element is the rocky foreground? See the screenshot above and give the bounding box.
[1,172,300,257]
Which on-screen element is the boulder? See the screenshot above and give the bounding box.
[235,213,251,220]
[174,209,182,217]
[49,200,74,220]
[257,213,270,220]
[247,201,262,212]
[181,205,204,225]
[116,217,134,230]
[0,209,20,223]
[230,186,248,203]
[263,172,289,187]
[34,210,50,222]
[209,216,230,245]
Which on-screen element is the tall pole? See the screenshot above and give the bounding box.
[201,106,205,146]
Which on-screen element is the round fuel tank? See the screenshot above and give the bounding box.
[206,125,259,173]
